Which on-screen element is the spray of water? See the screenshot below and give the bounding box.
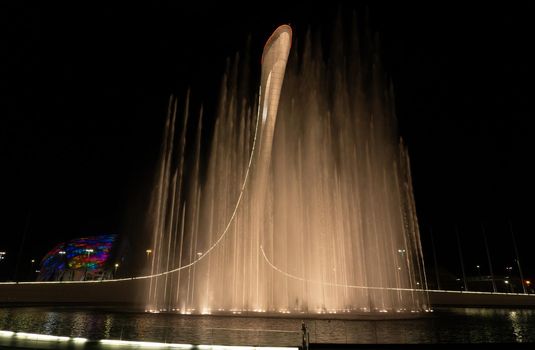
[145,23,429,314]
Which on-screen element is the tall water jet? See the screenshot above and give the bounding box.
[145,23,429,315]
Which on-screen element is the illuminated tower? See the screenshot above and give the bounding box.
[252,24,292,218]
[251,27,292,302]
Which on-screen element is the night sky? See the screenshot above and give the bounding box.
[2,2,535,283]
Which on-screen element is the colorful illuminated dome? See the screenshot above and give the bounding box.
[38,234,117,281]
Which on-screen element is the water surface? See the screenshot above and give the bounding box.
[0,307,533,346]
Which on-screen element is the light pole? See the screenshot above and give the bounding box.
[114,263,119,277]
[84,249,94,280]
[455,226,468,291]
[475,265,482,291]
[396,248,406,288]
[510,222,527,294]
[482,224,497,293]
[58,251,66,280]
[0,252,6,281]
[505,266,513,292]
[30,259,35,280]
[505,279,513,293]
[506,266,513,277]
[145,249,152,271]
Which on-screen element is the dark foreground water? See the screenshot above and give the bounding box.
[0,307,534,346]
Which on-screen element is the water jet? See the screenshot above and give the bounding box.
[145,23,429,316]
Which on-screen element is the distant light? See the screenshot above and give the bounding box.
[115,263,119,267]
[525,280,531,285]
[145,249,152,254]
[31,259,35,263]
[505,280,509,284]
[59,251,66,255]
[85,249,94,253]
[197,252,203,256]
[476,265,480,268]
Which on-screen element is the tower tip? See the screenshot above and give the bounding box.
[261,25,293,65]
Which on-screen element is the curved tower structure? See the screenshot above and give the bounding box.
[256,25,292,169]
[252,25,292,258]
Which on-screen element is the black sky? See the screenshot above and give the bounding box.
[2,2,535,282]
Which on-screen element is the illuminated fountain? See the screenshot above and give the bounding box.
[145,24,429,315]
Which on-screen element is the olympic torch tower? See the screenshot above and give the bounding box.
[252,25,292,202]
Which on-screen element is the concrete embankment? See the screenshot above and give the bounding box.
[1,281,535,308]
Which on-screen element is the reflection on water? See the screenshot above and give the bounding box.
[0,307,534,345]
[42,311,59,335]
[71,312,90,338]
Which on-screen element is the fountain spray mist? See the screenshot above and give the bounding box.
[145,23,429,315]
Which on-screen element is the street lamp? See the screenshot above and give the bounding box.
[505,279,513,293]
[84,249,94,280]
[0,252,6,261]
[29,259,36,281]
[505,266,513,291]
[145,249,153,266]
[114,263,119,276]
[54,250,67,280]
[396,249,406,286]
